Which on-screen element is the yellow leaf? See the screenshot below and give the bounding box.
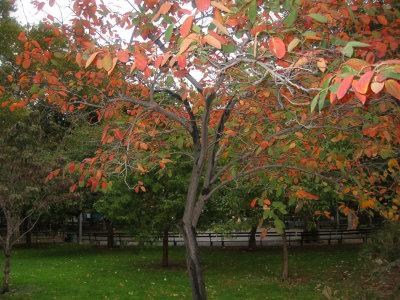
[211,1,233,13]
[317,57,327,73]
[212,19,229,35]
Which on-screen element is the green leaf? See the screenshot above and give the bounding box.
[30,84,39,94]
[381,70,400,80]
[330,82,341,94]
[222,44,235,53]
[270,0,280,13]
[341,45,353,57]
[166,76,174,86]
[308,13,327,23]
[347,41,370,48]
[249,0,257,24]
[274,219,285,234]
[302,30,317,37]
[165,24,173,42]
[285,8,299,27]
[331,37,347,46]
[311,93,319,112]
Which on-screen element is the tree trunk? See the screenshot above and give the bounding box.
[162,229,169,267]
[178,222,207,300]
[248,226,257,250]
[78,212,83,244]
[2,244,10,294]
[105,219,114,248]
[281,229,289,281]
[25,215,32,248]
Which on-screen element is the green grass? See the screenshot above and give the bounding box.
[0,243,365,299]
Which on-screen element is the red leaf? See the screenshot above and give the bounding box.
[180,16,193,38]
[18,32,27,42]
[116,50,130,63]
[37,2,45,11]
[385,79,400,100]
[260,229,268,240]
[195,0,211,12]
[251,199,257,207]
[355,71,374,94]
[113,129,124,141]
[101,124,109,143]
[178,55,186,69]
[102,182,108,190]
[49,0,55,7]
[135,52,147,71]
[250,23,267,35]
[269,37,286,59]
[336,75,354,99]
[68,162,75,173]
[70,184,77,193]
[154,56,163,68]
[352,79,367,104]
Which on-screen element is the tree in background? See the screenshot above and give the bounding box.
[7,0,400,298]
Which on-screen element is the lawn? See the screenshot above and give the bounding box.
[0,243,365,299]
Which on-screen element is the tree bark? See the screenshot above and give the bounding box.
[2,244,10,294]
[281,229,289,281]
[162,229,169,267]
[25,214,32,247]
[248,226,257,250]
[178,222,207,300]
[105,219,114,248]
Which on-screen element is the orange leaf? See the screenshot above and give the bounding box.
[159,1,172,14]
[251,199,257,208]
[345,58,369,72]
[377,15,388,26]
[85,51,99,68]
[296,190,319,200]
[203,34,221,49]
[352,80,367,104]
[211,1,233,13]
[22,59,31,69]
[116,50,130,63]
[18,32,27,42]
[385,79,400,100]
[269,37,286,59]
[355,71,374,94]
[113,129,124,140]
[195,0,211,12]
[180,16,193,38]
[337,75,354,99]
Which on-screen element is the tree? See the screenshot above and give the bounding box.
[7,0,400,298]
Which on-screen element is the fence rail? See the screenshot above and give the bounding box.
[74,228,373,247]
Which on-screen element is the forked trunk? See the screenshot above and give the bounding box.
[162,229,169,267]
[2,235,11,294]
[281,229,289,281]
[178,222,207,300]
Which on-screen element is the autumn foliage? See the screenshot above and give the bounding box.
[1,0,399,298]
